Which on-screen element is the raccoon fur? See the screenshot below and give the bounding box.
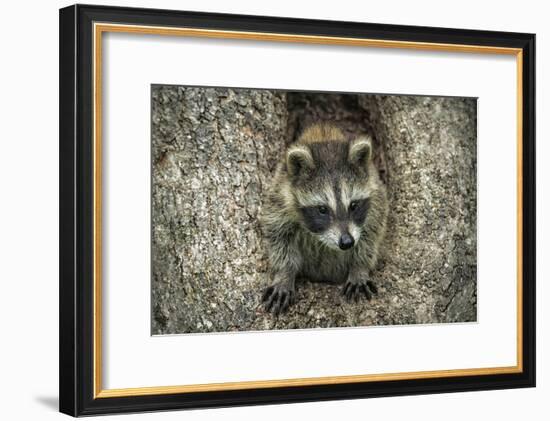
[260,123,389,314]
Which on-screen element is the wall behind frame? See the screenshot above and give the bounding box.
[0,0,545,420]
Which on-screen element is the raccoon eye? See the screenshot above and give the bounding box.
[317,205,329,215]
[349,201,359,212]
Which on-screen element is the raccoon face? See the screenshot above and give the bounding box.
[286,135,373,251]
[298,198,370,250]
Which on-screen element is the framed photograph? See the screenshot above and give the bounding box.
[59,4,535,417]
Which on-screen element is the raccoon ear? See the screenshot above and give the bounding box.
[348,136,372,167]
[286,145,315,177]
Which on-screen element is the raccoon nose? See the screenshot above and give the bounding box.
[338,233,355,250]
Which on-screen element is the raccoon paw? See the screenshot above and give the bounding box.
[341,280,377,302]
[261,283,295,315]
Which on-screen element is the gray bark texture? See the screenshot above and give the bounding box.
[362,95,477,325]
[151,86,477,334]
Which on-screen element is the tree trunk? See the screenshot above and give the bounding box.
[151,86,286,334]
[361,95,477,324]
[152,87,477,334]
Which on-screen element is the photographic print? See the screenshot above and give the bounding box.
[151,86,477,335]
[60,6,535,415]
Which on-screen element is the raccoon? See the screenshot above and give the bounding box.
[260,123,388,314]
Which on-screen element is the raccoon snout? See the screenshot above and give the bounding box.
[338,233,355,250]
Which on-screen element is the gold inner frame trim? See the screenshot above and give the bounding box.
[93,22,524,399]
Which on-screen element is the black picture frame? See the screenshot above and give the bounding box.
[59,4,536,417]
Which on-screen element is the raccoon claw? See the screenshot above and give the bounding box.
[341,280,377,302]
[366,281,378,294]
[262,284,295,315]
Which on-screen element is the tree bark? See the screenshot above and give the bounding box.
[151,86,286,334]
[151,87,477,334]
[361,95,477,324]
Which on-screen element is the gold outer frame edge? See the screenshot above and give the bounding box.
[97,366,522,398]
[92,22,524,399]
[93,23,103,398]
[516,51,523,371]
